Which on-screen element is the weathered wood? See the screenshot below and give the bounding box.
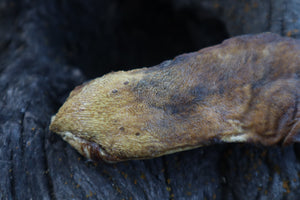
[180,0,300,37]
[1,1,300,199]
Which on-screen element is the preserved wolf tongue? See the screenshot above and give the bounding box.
[50,33,300,163]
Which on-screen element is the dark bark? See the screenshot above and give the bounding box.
[0,0,300,199]
[180,0,300,37]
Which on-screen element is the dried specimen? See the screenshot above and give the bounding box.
[49,33,300,162]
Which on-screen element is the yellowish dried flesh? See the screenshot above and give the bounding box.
[50,33,300,162]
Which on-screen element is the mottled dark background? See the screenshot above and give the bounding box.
[1,0,300,199]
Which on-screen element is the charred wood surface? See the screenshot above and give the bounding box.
[1,1,300,199]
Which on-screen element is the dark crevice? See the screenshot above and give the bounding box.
[254,191,260,200]
[280,0,287,36]
[43,128,57,200]
[9,150,16,200]
[43,0,228,78]
[280,15,285,36]
[162,156,173,200]
[267,0,273,31]
[217,145,237,200]
[294,144,300,161]
[265,153,277,198]
[19,104,28,156]
[0,39,12,56]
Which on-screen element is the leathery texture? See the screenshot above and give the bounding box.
[50,33,300,162]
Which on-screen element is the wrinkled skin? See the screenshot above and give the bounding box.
[50,33,300,162]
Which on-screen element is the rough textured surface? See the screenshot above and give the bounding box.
[50,33,300,162]
[1,0,300,199]
[174,0,300,38]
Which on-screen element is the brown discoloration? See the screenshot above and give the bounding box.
[50,33,300,162]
